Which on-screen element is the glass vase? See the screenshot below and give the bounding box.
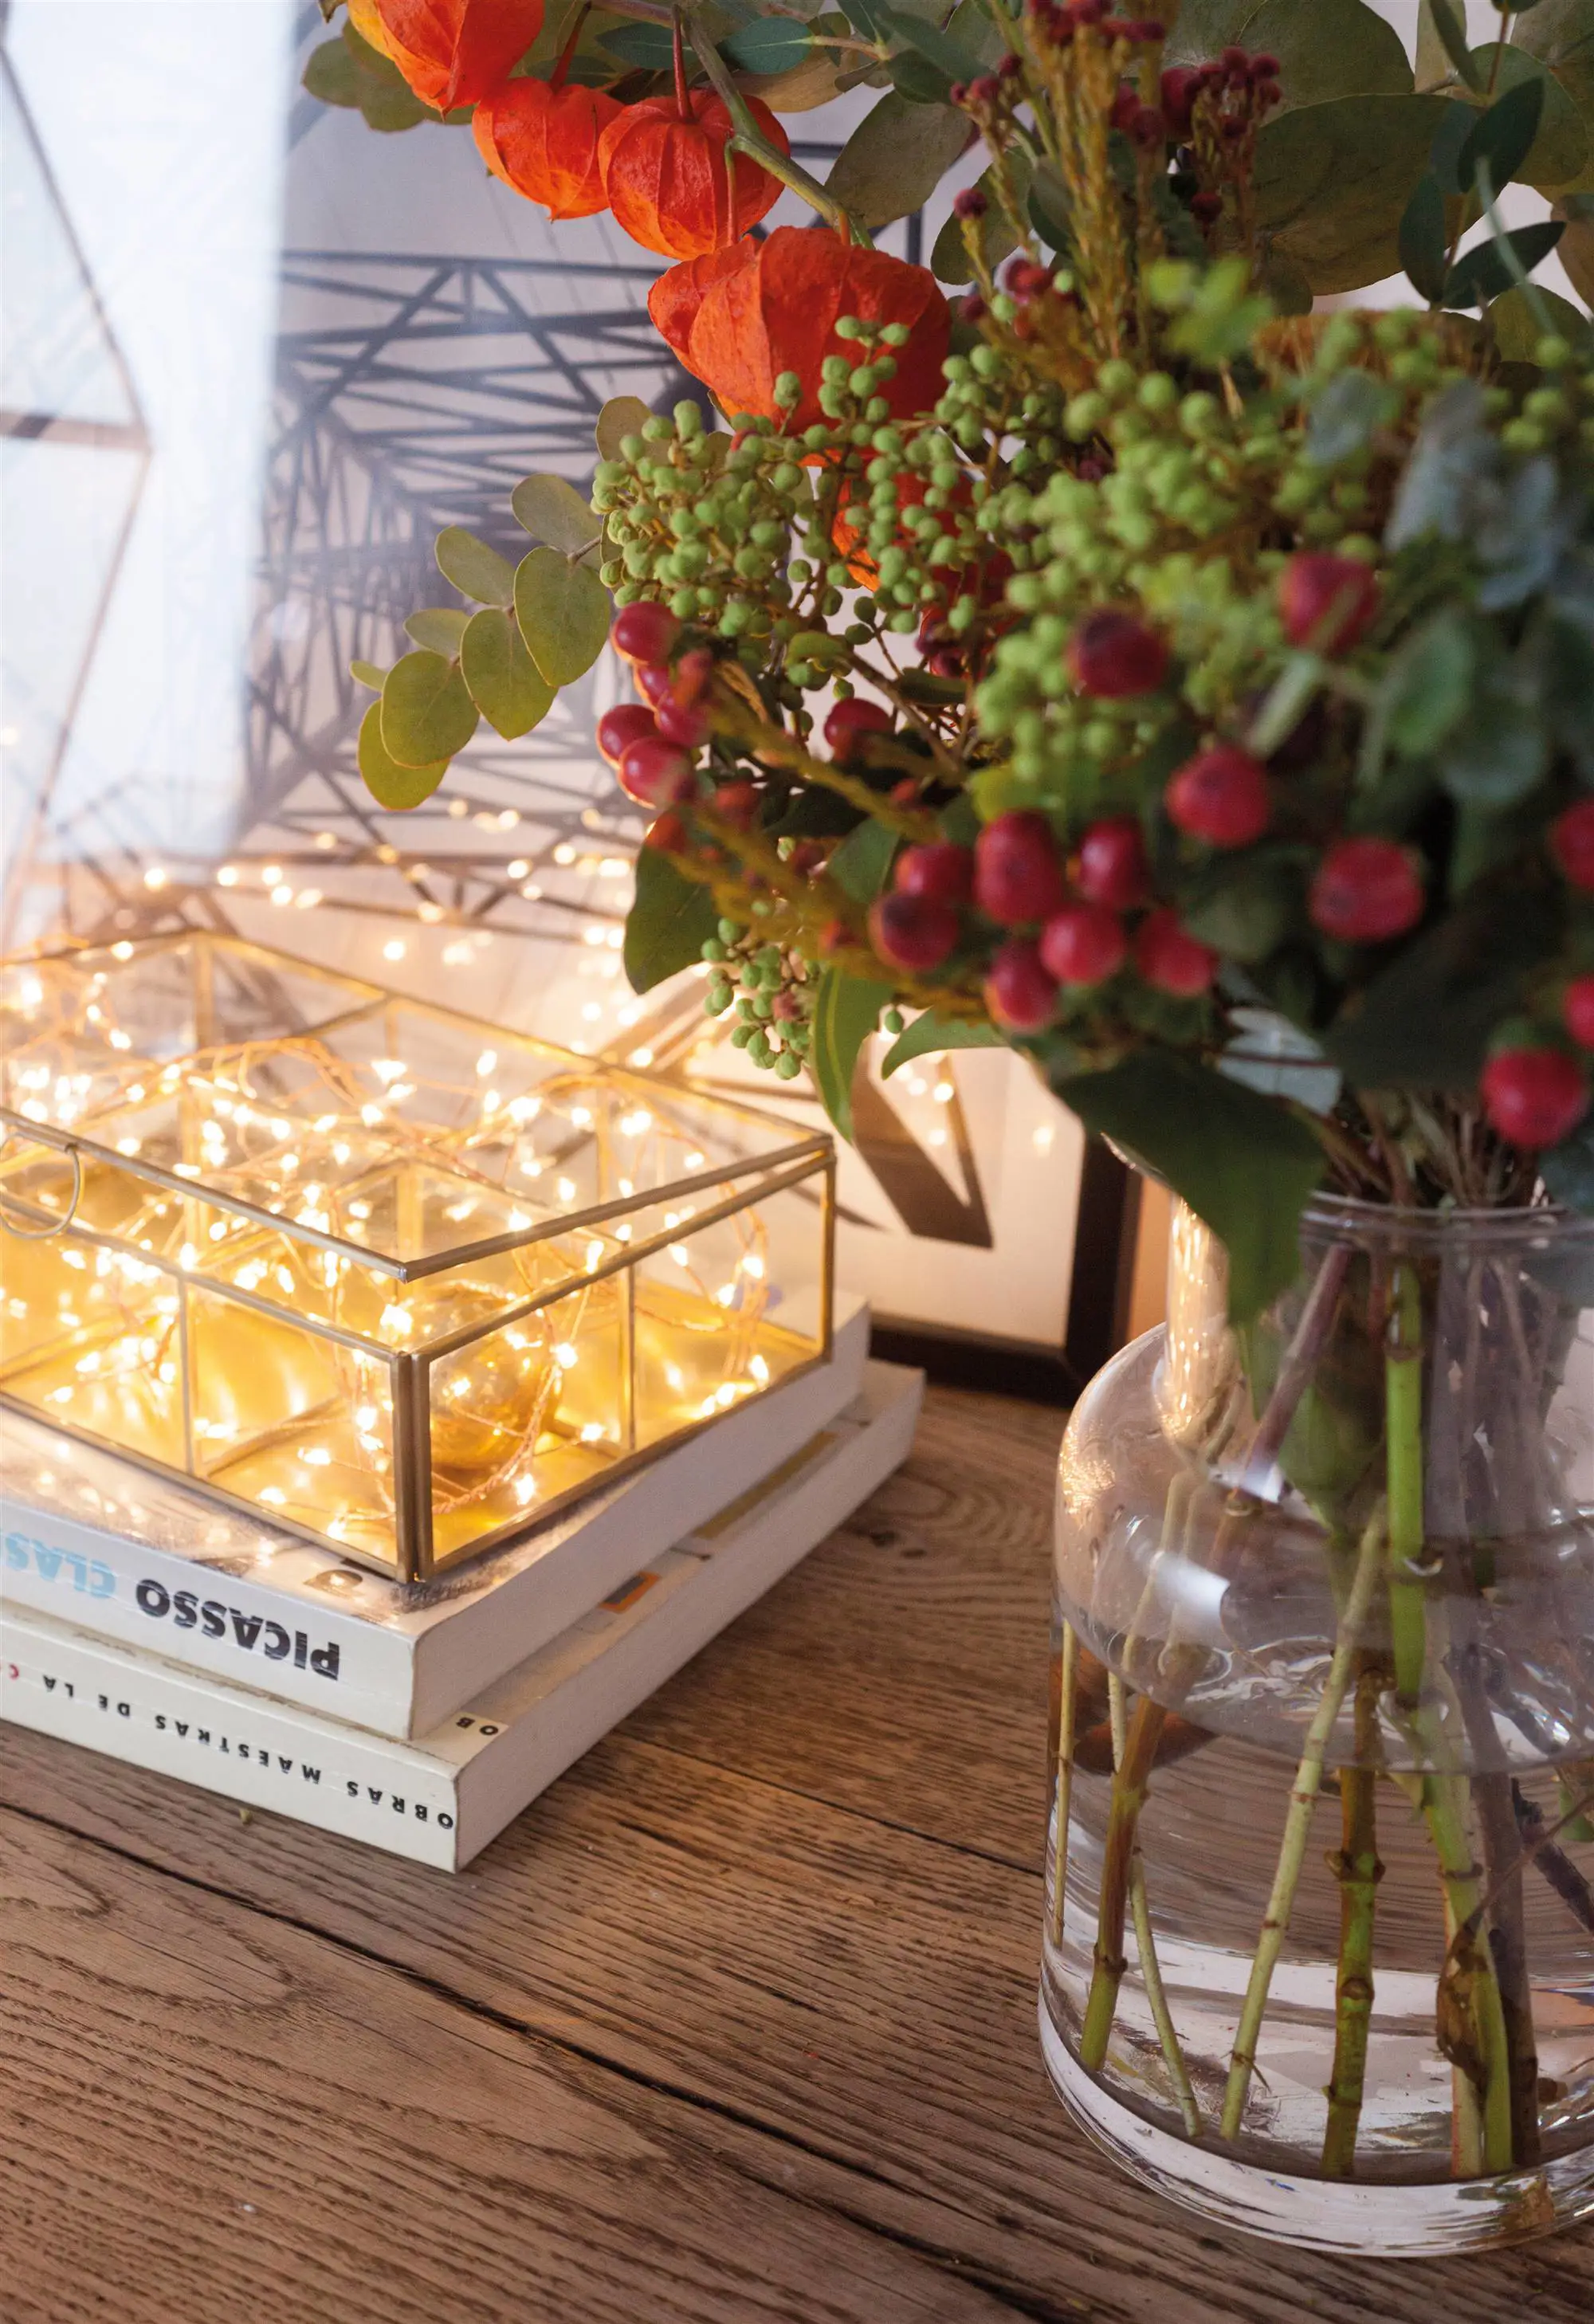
[1041,1192,1594,2253]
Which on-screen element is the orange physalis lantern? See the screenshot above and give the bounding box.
[474,77,622,218]
[366,0,546,112]
[648,227,952,432]
[598,90,789,260]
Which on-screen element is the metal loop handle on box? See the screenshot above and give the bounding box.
[0,1132,84,1241]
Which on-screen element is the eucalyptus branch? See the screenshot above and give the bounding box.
[1475,157,1557,336]
[686,11,870,245]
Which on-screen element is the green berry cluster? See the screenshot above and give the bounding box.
[700,917,812,1079]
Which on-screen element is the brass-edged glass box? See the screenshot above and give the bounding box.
[0,935,834,1580]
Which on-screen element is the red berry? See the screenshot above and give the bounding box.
[1165,745,1270,848]
[1480,1048,1589,1150]
[635,662,677,709]
[1551,799,1594,891]
[868,892,960,974]
[1278,554,1380,654]
[974,811,1067,925]
[1066,609,1169,699]
[711,779,759,830]
[1134,909,1215,997]
[597,704,657,767]
[1039,901,1126,987]
[1160,64,1200,135]
[673,646,714,704]
[1075,815,1149,910]
[643,811,688,852]
[610,603,680,664]
[654,697,709,748]
[895,842,974,905]
[618,736,697,808]
[824,697,893,756]
[985,940,1058,1032]
[1309,838,1424,944]
[1565,976,1594,1050]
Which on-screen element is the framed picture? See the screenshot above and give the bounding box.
[2,1,1133,1392]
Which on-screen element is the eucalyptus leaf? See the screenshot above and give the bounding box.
[880,1012,1003,1077]
[1028,164,1073,255]
[877,1,983,82]
[380,651,479,767]
[723,16,812,73]
[515,548,610,685]
[623,846,719,995]
[341,23,433,132]
[1426,0,1483,92]
[460,607,556,740]
[1455,71,1547,192]
[1253,96,1450,293]
[826,92,969,230]
[810,968,890,1141]
[435,525,516,608]
[932,164,1031,283]
[1429,96,1478,195]
[404,607,470,657]
[1439,689,1550,806]
[350,658,387,691]
[358,703,449,810]
[1384,610,1475,756]
[595,396,653,462]
[1164,1,1411,110]
[512,473,602,555]
[599,22,676,69]
[1460,48,1588,191]
[1490,281,1593,356]
[303,37,359,106]
[1443,219,1565,307]
[1513,0,1594,191]
[889,50,955,104]
[1400,171,1450,301]
[1054,1050,1325,1323]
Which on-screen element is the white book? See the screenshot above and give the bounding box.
[0,1290,867,1741]
[0,1362,922,1871]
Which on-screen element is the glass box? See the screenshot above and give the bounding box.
[0,933,834,1580]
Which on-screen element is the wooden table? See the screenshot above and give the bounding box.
[4,1384,1593,2323]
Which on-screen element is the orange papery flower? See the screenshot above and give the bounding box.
[474,77,622,218]
[367,0,545,112]
[647,226,951,432]
[598,90,789,260]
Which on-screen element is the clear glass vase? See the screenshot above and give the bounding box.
[1041,1192,1594,2253]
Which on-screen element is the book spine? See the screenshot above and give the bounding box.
[0,1611,459,1869]
[0,1493,417,1736]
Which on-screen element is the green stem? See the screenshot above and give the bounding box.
[687,14,870,245]
[1422,1760,1516,2174]
[1386,1262,1429,1710]
[1109,1675,1203,2139]
[1321,1668,1383,2178]
[1079,1694,1167,2070]
[1220,1498,1387,2141]
[1476,156,1557,336]
[1049,1622,1078,1949]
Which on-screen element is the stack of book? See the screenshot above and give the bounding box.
[0,1293,922,1869]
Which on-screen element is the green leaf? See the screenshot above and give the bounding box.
[1462,49,1588,190]
[1323,901,1553,1089]
[880,1013,1003,1077]
[380,651,478,767]
[358,703,449,810]
[1442,220,1564,308]
[1426,0,1483,92]
[1253,96,1451,293]
[512,473,601,555]
[460,607,556,741]
[350,658,387,690]
[595,396,653,462]
[1439,689,1549,806]
[303,37,360,106]
[623,847,719,995]
[1054,1051,1325,1323]
[599,22,677,69]
[932,156,1032,282]
[1400,171,1450,301]
[1179,858,1296,963]
[1514,0,1594,193]
[1490,281,1593,356]
[826,818,897,905]
[877,2,983,83]
[341,24,432,132]
[810,968,891,1141]
[826,92,969,231]
[1384,610,1475,756]
[514,548,610,685]
[1430,96,1479,194]
[723,16,812,73]
[1028,163,1073,256]
[1306,367,1400,465]
[1164,1,1412,110]
[1456,71,1546,190]
[889,49,955,104]
[435,526,516,608]
[404,607,470,657]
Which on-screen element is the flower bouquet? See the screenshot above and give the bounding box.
[312,0,1594,2251]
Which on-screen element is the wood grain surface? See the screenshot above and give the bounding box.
[3,1384,1592,2323]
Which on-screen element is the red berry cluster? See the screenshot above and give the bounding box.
[1476,799,1594,1148]
[1174,45,1282,222]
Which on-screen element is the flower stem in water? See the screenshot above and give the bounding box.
[1050,1623,1078,1949]
[1079,1693,1166,2069]
[1321,1670,1384,2178]
[1385,1263,1429,1707]
[1108,1674,1203,2138]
